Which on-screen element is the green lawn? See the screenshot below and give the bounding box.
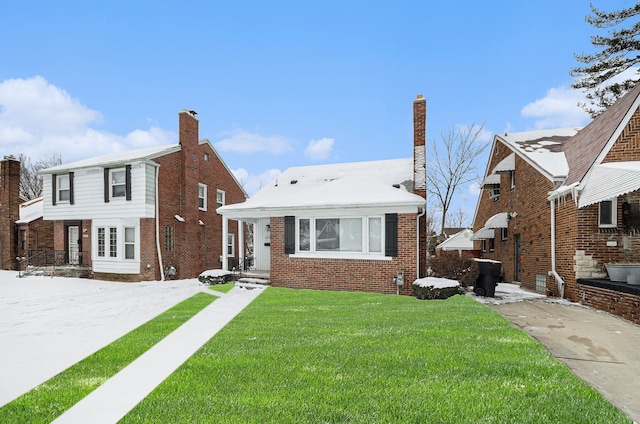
[122,288,630,423]
[0,292,216,424]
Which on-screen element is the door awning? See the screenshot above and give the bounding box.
[470,227,495,240]
[485,212,509,228]
[493,153,515,174]
[579,162,640,208]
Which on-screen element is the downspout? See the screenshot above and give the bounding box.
[549,197,564,298]
[416,207,426,279]
[155,166,165,281]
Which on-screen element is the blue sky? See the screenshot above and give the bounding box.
[0,1,632,226]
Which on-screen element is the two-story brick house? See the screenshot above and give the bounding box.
[474,83,640,324]
[39,110,247,281]
[218,95,428,295]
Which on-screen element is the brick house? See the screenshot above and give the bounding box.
[473,83,640,324]
[16,197,55,264]
[38,110,246,281]
[0,156,21,270]
[218,95,428,295]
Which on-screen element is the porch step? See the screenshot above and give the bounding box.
[237,277,271,288]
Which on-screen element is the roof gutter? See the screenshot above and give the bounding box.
[416,206,425,280]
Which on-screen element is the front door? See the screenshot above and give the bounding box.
[68,226,80,265]
[514,234,521,282]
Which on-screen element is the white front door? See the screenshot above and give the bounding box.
[254,218,271,271]
[68,226,80,265]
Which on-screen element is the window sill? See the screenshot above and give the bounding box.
[290,252,392,261]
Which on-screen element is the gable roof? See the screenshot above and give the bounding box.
[436,229,474,251]
[218,158,425,218]
[563,82,640,186]
[40,144,180,174]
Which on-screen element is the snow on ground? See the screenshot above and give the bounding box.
[470,282,550,305]
[0,271,207,407]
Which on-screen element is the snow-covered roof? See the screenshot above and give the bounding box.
[493,153,515,173]
[218,158,425,218]
[470,227,495,240]
[496,128,581,180]
[578,161,640,208]
[16,197,43,224]
[40,144,180,174]
[436,229,474,251]
[485,212,509,229]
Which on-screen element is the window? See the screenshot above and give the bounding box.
[599,198,617,228]
[293,216,384,255]
[501,228,508,241]
[20,230,26,250]
[204,152,209,161]
[111,169,126,198]
[124,227,135,259]
[198,184,207,211]
[510,171,515,190]
[110,228,118,257]
[227,234,235,256]
[481,240,487,253]
[98,228,106,257]
[489,238,495,252]
[216,190,225,208]
[57,175,70,202]
[165,226,173,252]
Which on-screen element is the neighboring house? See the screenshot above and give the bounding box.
[435,228,477,257]
[0,156,21,270]
[38,110,247,281]
[16,197,55,263]
[473,83,640,324]
[218,95,428,295]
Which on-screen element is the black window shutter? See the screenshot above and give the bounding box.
[385,213,398,257]
[125,165,132,201]
[284,216,295,254]
[52,174,57,206]
[104,168,110,203]
[69,172,74,205]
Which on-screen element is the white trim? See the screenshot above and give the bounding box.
[598,198,617,228]
[290,252,392,261]
[198,183,208,211]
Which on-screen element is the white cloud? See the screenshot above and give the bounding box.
[304,137,335,160]
[521,86,590,129]
[0,76,175,163]
[214,129,292,155]
[232,167,281,195]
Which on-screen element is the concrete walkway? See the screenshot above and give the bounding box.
[52,283,265,424]
[490,298,640,423]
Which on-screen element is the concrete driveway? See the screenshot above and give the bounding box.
[490,299,640,423]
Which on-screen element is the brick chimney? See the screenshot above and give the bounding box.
[0,156,21,270]
[413,94,426,199]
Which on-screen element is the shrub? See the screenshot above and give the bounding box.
[198,270,234,286]
[429,251,479,287]
[412,279,464,300]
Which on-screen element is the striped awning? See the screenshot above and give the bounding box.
[493,153,515,174]
[485,212,509,229]
[470,227,495,240]
[579,162,640,208]
[482,173,500,188]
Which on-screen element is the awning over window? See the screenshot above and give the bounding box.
[493,153,515,174]
[470,227,495,240]
[485,212,509,229]
[579,162,640,208]
[482,173,500,188]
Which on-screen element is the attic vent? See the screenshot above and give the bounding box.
[392,184,401,188]
[290,180,298,184]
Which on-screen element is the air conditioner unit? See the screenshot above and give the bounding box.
[489,188,500,199]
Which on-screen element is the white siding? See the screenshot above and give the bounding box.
[42,162,156,221]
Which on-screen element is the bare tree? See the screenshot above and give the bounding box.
[427,124,487,234]
[18,153,62,200]
[446,207,469,229]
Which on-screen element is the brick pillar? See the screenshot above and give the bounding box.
[0,156,21,270]
[413,95,428,277]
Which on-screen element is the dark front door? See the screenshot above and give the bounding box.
[514,234,521,282]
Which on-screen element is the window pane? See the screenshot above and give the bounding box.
[340,218,362,252]
[59,189,70,201]
[316,218,339,251]
[110,228,117,257]
[299,219,310,251]
[112,184,126,197]
[125,227,135,243]
[112,170,125,184]
[58,175,69,190]
[98,228,105,257]
[368,217,382,253]
[199,185,205,197]
[125,244,135,259]
[600,200,613,225]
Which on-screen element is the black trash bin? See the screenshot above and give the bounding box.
[473,259,502,297]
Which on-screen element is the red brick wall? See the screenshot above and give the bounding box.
[0,158,20,270]
[17,218,54,258]
[270,214,418,295]
[473,143,554,292]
